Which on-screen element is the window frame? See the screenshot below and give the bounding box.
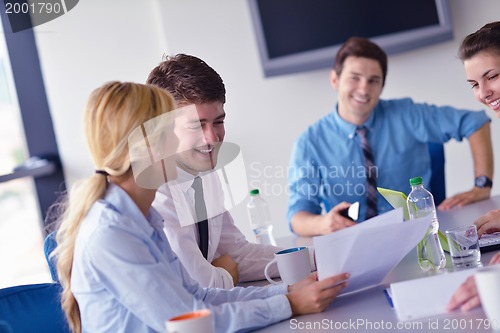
[0,1,66,234]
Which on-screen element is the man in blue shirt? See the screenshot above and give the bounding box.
[288,37,493,236]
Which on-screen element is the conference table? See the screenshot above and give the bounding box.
[252,195,500,333]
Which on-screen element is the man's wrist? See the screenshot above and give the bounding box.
[474,175,493,189]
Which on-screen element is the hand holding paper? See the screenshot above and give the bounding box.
[390,269,477,321]
[313,208,432,295]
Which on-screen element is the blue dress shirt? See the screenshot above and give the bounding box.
[71,183,291,333]
[288,98,490,225]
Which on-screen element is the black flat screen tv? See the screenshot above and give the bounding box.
[248,0,453,77]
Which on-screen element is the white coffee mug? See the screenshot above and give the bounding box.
[165,309,214,333]
[475,265,500,329]
[264,246,310,285]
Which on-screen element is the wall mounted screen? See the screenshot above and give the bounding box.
[248,0,453,77]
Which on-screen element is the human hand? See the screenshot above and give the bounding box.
[286,272,348,316]
[490,252,500,265]
[475,210,500,237]
[212,255,239,286]
[316,202,356,235]
[438,187,491,211]
[447,276,481,312]
[447,253,500,313]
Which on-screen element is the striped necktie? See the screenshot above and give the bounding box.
[356,126,378,219]
[192,176,209,259]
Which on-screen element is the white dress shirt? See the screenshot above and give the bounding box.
[153,168,284,288]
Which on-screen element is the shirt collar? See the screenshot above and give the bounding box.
[103,182,164,235]
[171,167,213,194]
[172,167,196,193]
[332,104,376,139]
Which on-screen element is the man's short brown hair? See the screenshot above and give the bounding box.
[147,54,226,105]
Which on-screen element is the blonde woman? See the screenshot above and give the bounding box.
[53,81,348,333]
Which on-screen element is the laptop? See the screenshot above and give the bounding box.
[377,187,500,253]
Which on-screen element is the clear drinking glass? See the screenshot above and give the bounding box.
[445,225,482,269]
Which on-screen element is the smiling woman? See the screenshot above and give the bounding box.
[460,22,500,117]
[447,20,500,315]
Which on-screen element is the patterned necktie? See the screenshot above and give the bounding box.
[356,126,378,219]
[192,176,209,259]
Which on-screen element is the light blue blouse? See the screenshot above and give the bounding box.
[71,183,290,333]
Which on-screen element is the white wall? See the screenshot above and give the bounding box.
[33,0,167,183]
[34,0,500,241]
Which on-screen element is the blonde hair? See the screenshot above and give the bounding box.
[54,81,176,333]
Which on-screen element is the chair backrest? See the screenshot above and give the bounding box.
[0,320,13,333]
[0,283,70,333]
[427,142,446,206]
[44,231,59,282]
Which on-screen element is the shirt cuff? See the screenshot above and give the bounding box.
[266,295,292,323]
[287,201,322,226]
[214,266,235,289]
[266,283,289,296]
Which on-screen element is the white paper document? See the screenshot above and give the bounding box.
[390,269,477,321]
[313,208,431,295]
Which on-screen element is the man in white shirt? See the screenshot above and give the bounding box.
[147,54,308,288]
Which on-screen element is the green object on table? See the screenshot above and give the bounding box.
[377,186,450,253]
[377,187,411,221]
[438,230,450,253]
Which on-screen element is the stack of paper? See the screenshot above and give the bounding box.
[314,208,431,295]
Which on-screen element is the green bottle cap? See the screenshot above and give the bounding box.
[249,189,260,196]
[409,177,423,186]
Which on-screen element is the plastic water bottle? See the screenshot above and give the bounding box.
[406,177,446,272]
[246,189,277,246]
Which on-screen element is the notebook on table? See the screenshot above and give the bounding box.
[377,187,500,253]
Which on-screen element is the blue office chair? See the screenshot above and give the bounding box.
[0,283,70,333]
[44,231,59,282]
[0,321,12,333]
[427,142,446,206]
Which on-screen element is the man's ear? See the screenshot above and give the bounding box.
[330,70,339,90]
